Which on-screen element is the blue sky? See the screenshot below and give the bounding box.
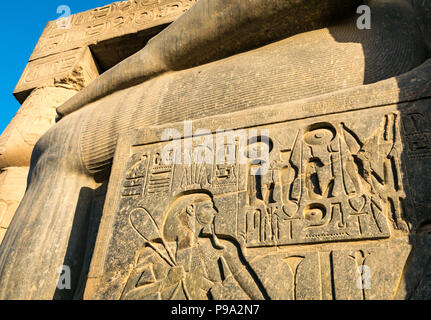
[0,0,114,133]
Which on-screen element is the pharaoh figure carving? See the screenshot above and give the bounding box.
[0,0,430,299]
[122,193,266,300]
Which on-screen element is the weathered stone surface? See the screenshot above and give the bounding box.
[85,58,431,299]
[0,47,99,256]
[0,0,430,300]
[29,0,197,62]
[13,0,197,105]
[0,168,28,244]
[14,47,99,104]
[0,87,80,168]
[57,0,367,118]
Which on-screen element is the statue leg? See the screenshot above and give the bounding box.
[0,107,99,300]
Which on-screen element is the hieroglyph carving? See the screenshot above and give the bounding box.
[244,114,409,248]
[107,113,411,300]
[30,0,197,61]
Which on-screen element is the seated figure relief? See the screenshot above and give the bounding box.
[122,193,266,300]
[0,0,430,300]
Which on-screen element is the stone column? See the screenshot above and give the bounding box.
[0,167,28,243]
[0,47,99,245]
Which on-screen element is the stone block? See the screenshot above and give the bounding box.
[0,229,6,245]
[84,78,431,299]
[1,87,83,168]
[0,167,28,244]
[14,47,99,104]
[0,168,28,203]
[29,0,197,62]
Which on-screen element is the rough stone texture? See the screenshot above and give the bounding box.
[0,0,430,300]
[0,0,195,300]
[14,47,99,104]
[85,60,431,300]
[29,0,197,62]
[1,0,191,257]
[1,46,100,245]
[412,0,431,52]
[14,0,197,104]
[0,87,79,168]
[0,168,28,244]
[0,87,82,248]
[57,0,365,118]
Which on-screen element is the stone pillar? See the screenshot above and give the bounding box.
[0,47,99,245]
[0,87,78,167]
[0,0,194,249]
[0,167,28,243]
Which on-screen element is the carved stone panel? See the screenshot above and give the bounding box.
[85,97,431,300]
[14,47,99,104]
[29,0,197,62]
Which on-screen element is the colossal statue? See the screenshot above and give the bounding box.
[0,0,430,300]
